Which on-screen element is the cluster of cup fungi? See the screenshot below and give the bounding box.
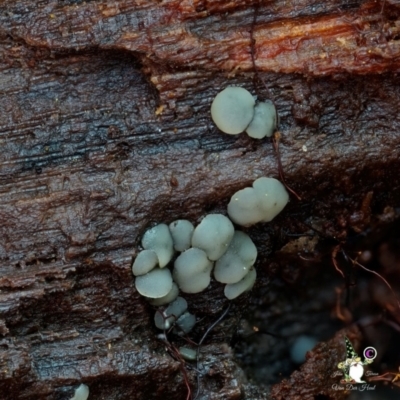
[69,87,285,398]
[132,86,288,337]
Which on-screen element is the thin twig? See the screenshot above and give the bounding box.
[332,244,345,279]
[194,303,232,400]
[350,257,400,310]
[158,332,193,400]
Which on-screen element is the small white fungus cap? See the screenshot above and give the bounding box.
[214,231,257,284]
[132,249,159,276]
[211,87,255,134]
[290,335,318,364]
[227,177,289,226]
[179,347,197,361]
[154,296,188,330]
[135,268,173,298]
[245,101,276,139]
[148,282,179,306]
[175,311,196,334]
[169,219,194,252]
[70,384,89,400]
[191,214,235,260]
[173,248,213,293]
[224,267,257,300]
[142,224,174,268]
[253,177,289,222]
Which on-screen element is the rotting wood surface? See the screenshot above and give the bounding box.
[0,0,400,399]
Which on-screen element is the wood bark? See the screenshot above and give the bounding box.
[0,0,400,399]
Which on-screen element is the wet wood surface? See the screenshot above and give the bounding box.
[0,0,400,399]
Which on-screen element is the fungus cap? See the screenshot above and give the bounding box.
[166,296,188,318]
[148,282,179,306]
[175,311,196,334]
[211,87,255,134]
[227,187,263,227]
[290,335,318,364]
[253,177,289,222]
[142,224,174,268]
[245,101,276,139]
[191,214,234,260]
[173,249,213,293]
[227,177,289,226]
[70,384,89,400]
[154,309,174,331]
[132,249,159,276]
[135,268,173,298]
[214,231,257,284]
[224,267,256,300]
[179,347,197,361]
[154,296,188,330]
[169,219,194,252]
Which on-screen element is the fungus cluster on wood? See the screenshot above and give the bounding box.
[211,87,277,139]
[154,296,196,334]
[132,176,289,332]
[227,177,289,226]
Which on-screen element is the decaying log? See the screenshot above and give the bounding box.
[1,0,400,399]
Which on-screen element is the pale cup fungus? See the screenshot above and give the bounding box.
[154,296,188,330]
[253,177,290,222]
[142,224,174,268]
[211,87,255,134]
[132,249,158,276]
[211,87,277,139]
[245,100,277,139]
[290,335,318,364]
[135,268,173,299]
[191,214,235,260]
[227,177,289,226]
[70,384,89,400]
[175,311,196,334]
[224,267,257,300]
[148,282,179,306]
[169,219,194,252]
[214,231,257,284]
[173,248,213,293]
[179,347,197,361]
